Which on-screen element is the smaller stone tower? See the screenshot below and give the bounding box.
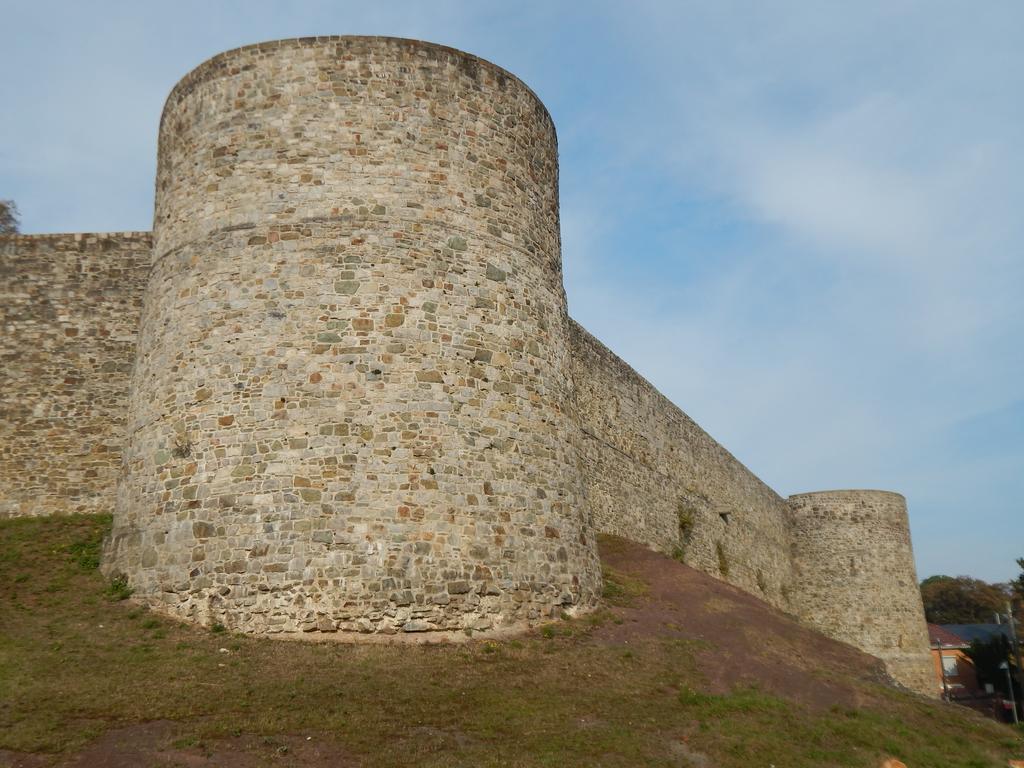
[786,490,933,694]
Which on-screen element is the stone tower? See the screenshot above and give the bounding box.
[103,37,601,635]
[787,490,933,693]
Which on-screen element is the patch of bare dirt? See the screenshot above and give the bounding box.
[594,535,891,709]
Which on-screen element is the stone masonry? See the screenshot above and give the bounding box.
[103,37,600,637]
[570,321,794,610]
[0,233,152,517]
[787,491,935,695]
[0,36,935,694]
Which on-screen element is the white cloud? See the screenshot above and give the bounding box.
[561,1,1024,580]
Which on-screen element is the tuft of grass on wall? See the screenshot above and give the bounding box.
[716,541,730,578]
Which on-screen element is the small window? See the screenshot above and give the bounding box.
[941,655,958,676]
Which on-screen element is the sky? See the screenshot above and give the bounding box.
[1,1,1021,584]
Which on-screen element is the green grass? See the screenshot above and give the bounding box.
[0,515,1021,767]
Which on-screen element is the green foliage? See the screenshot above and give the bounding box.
[966,638,1015,684]
[677,503,695,538]
[678,685,786,715]
[716,542,730,578]
[919,574,1009,624]
[104,574,133,601]
[965,635,1020,701]
[64,515,110,570]
[211,622,227,634]
[0,199,19,235]
[672,502,697,562]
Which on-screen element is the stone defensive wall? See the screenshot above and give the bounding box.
[568,325,933,693]
[0,232,152,517]
[0,36,934,694]
[569,320,795,608]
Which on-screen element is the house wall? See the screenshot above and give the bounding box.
[931,647,981,697]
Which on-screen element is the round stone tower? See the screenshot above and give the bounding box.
[103,37,600,636]
[786,490,934,695]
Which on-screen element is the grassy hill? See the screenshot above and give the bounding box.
[1,515,1021,767]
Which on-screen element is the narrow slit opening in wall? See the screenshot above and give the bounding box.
[718,512,730,525]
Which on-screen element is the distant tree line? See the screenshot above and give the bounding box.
[921,575,1012,624]
[1017,557,1024,607]
[1,199,20,234]
[920,557,1023,625]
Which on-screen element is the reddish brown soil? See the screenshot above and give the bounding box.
[594,535,892,709]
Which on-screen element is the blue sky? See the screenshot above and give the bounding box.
[2,1,1021,583]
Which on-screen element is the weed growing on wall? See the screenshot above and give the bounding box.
[674,502,697,562]
[716,542,730,578]
[104,574,132,601]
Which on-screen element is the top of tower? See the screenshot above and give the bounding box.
[160,36,555,137]
[788,489,906,502]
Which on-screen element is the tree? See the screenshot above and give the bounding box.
[1013,558,1024,622]
[965,634,1019,700]
[920,574,1010,624]
[0,199,20,234]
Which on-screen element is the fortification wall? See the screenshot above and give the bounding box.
[787,490,934,694]
[104,37,601,636]
[3,37,935,693]
[568,321,795,608]
[0,233,152,518]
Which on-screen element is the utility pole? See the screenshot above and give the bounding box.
[1001,661,1019,725]
[936,641,949,700]
[1006,601,1024,720]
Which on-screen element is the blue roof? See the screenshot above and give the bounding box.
[942,624,1013,644]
